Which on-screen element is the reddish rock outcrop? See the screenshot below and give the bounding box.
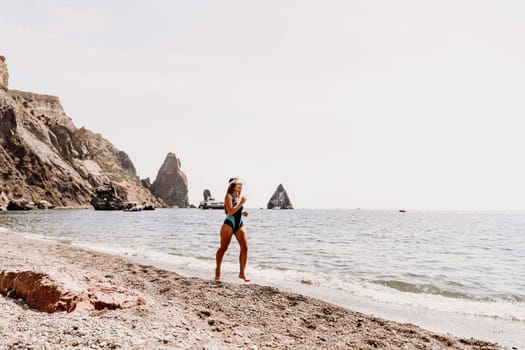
[0,270,145,313]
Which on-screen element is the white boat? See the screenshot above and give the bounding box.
[123,202,144,212]
[198,199,224,209]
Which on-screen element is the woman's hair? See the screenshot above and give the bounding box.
[225,177,240,214]
[227,177,239,195]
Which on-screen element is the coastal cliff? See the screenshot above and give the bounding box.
[0,57,163,209]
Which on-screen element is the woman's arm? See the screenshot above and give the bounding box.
[224,194,246,215]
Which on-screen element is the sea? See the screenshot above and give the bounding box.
[1,208,524,348]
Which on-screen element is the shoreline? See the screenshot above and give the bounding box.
[0,231,504,349]
[66,231,524,348]
[124,250,525,349]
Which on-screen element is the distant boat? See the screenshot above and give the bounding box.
[123,202,143,212]
[399,209,406,213]
[198,199,224,209]
[199,189,224,209]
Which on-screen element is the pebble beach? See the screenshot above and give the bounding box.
[0,232,503,350]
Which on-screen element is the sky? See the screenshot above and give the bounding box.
[1,0,525,210]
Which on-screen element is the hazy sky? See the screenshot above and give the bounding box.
[2,1,525,209]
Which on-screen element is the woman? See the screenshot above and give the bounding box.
[215,178,250,282]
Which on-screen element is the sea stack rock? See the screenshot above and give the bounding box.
[0,56,8,90]
[203,189,212,201]
[267,184,293,209]
[151,153,189,208]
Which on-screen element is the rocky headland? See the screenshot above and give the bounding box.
[0,56,181,210]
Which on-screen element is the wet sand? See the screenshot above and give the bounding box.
[0,232,502,349]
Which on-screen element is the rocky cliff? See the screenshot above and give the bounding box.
[0,57,163,209]
[151,153,189,208]
[267,184,293,209]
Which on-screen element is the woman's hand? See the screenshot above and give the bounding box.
[240,196,247,205]
[242,211,249,217]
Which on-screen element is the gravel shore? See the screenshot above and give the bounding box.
[0,232,502,349]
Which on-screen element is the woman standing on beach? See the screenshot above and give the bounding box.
[215,178,250,282]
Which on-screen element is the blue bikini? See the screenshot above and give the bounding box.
[224,194,243,233]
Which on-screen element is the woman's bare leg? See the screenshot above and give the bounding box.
[215,225,233,281]
[235,227,250,282]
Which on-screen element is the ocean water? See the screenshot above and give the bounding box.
[1,208,524,347]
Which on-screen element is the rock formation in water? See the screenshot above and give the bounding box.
[90,183,125,210]
[7,198,35,210]
[267,184,293,209]
[151,152,189,208]
[0,56,163,209]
